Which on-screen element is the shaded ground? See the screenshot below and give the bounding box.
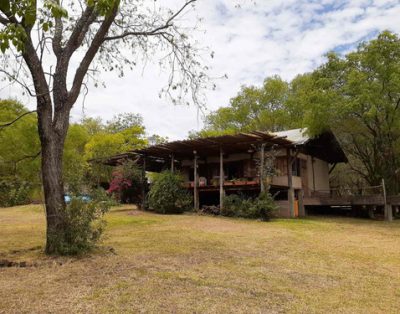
[0,205,399,313]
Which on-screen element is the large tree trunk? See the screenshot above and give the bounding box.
[41,134,67,254]
[37,100,69,254]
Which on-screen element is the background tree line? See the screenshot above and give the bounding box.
[192,31,400,194]
[0,100,167,206]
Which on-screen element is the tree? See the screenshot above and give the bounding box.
[84,113,148,185]
[106,113,143,133]
[193,76,296,138]
[0,0,207,254]
[0,99,40,183]
[147,134,169,146]
[63,123,90,194]
[300,31,400,193]
[0,99,41,206]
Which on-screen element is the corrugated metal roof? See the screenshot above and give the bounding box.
[272,128,310,145]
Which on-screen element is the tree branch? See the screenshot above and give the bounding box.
[104,26,170,41]
[104,0,196,41]
[0,110,37,130]
[64,5,96,56]
[67,2,120,107]
[52,1,64,57]
[15,150,42,164]
[21,29,53,137]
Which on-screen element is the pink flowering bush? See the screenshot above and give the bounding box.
[108,170,133,194]
[107,160,143,204]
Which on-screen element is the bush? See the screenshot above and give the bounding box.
[0,178,32,207]
[108,160,144,204]
[221,192,277,221]
[53,189,112,255]
[250,192,278,221]
[221,194,245,217]
[148,171,192,214]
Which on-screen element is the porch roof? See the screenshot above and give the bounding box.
[135,131,292,159]
[101,128,347,169]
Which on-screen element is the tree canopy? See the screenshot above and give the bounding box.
[0,99,40,183]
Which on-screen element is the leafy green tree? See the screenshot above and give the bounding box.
[84,114,148,184]
[106,113,143,133]
[147,134,169,146]
[302,31,400,193]
[0,99,40,183]
[80,117,104,136]
[194,76,294,138]
[0,0,206,254]
[63,124,90,194]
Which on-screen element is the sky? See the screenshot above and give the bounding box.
[2,0,400,140]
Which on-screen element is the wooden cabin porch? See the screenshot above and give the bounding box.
[103,129,349,218]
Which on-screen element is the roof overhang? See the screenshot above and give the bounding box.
[100,129,347,170]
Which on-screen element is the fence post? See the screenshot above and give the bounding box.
[382,179,393,222]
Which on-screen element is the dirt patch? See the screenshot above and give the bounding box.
[127,210,142,216]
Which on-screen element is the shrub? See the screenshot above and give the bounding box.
[108,160,144,204]
[221,192,277,221]
[0,178,32,207]
[148,171,192,214]
[250,192,278,221]
[53,189,112,255]
[221,194,244,217]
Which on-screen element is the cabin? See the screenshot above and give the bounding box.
[105,128,348,217]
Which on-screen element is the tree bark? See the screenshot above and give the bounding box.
[38,110,69,254]
[42,136,66,253]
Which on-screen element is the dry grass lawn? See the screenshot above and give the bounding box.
[0,205,399,313]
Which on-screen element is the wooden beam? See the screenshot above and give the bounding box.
[141,156,146,210]
[329,162,337,174]
[311,157,316,192]
[260,143,266,194]
[170,153,174,173]
[383,179,393,222]
[298,189,305,217]
[220,148,224,209]
[194,151,199,211]
[287,148,295,218]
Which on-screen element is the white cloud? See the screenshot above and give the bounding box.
[1,0,400,139]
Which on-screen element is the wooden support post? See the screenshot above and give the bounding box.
[170,153,174,173]
[311,157,316,192]
[298,189,305,217]
[193,151,199,211]
[260,143,266,194]
[382,179,393,222]
[141,156,146,210]
[287,148,295,218]
[220,148,224,210]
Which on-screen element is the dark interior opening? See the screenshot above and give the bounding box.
[306,205,385,218]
